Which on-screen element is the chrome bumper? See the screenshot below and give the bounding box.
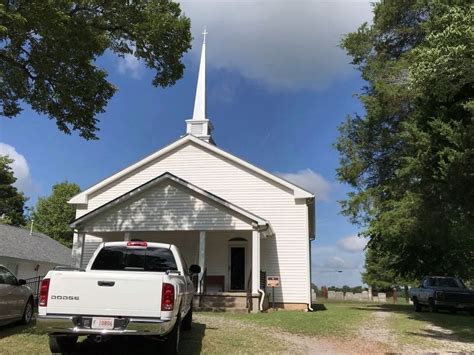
[36,314,176,336]
[434,301,474,309]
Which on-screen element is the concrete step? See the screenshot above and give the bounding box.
[194,296,248,308]
[195,307,248,313]
[200,302,248,309]
[200,298,247,305]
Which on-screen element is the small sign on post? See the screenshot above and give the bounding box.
[266,276,280,310]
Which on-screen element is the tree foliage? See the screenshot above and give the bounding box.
[0,155,26,226]
[0,1,191,139]
[32,181,81,247]
[337,1,473,283]
[361,248,414,290]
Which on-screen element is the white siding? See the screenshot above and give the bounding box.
[76,142,310,304]
[81,235,102,268]
[0,256,58,280]
[82,181,250,233]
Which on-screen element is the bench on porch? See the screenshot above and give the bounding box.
[205,275,225,292]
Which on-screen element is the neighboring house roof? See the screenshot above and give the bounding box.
[0,225,72,266]
[70,172,274,236]
[69,134,314,205]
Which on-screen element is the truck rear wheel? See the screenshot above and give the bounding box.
[413,299,422,312]
[49,335,78,353]
[163,315,181,354]
[428,299,438,313]
[181,305,193,331]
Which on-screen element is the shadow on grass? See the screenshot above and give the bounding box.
[62,322,206,354]
[351,303,474,344]
[0,320,207,354]
[310,304,327,311]
[0,320,47,340]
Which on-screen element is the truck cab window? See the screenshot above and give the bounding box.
[91,246,178,272]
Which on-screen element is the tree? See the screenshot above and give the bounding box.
[362,248,414,290]
[0,155,26,226]
[32,182,81,247]
[337,1,473,282]
[1,1,191,139]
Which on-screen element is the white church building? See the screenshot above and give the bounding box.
[69,33,315,312]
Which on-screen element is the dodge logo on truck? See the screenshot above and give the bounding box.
[50,295,80,300]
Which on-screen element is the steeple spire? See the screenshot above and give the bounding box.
[186,28,214,144]
[192,28,207,120]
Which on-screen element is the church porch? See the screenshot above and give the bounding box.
[72,229,267,312]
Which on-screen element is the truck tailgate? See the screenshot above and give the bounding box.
[47,271,163,318]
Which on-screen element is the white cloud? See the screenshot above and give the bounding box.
[0,143,35,195]
[277,169,332,201]
[181,0,373,90]
[311,244,366,286]
[324,255,355,270]
[117,53,143,79]
[337,235,367,253]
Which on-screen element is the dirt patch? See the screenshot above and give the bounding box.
[356,306,474,354]
[358,309,396,351]
[402,323,474,353]
[196,314,387,354]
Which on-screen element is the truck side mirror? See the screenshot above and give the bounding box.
[189,265,201,274]
[17,279,26,286]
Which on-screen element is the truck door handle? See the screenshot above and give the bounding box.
[98,281,115,287]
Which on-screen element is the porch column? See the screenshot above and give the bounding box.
[72,231,86,268]
[252,230,261,295]
[124,232,131,241]
[198,231,206,294]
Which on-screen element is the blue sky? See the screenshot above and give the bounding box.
[0,1,373,286]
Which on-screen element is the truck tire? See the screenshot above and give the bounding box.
[181,305,193,331]
[20,298,33,325]
[413,299,422,312]
[49,335,78,353]
[428,299,438,313]
[163,315,181,355]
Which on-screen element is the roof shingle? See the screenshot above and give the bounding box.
[0,225,72,265]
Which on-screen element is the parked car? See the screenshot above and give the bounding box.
[409,276,474,315]
[0,265,34,326]
[37,241,200,354]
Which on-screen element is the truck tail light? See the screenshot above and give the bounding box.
[161,283,175,311]
[39,278,50,307]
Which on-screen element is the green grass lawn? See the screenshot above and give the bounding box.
[207,302,372,338]
[1,303,473,354]
[0,316,289,354]
[382,304,474,345]
[212,302,474,349]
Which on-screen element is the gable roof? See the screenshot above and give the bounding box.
[69,134,314,205]
[70,172,274,236]
[0,225,72,266]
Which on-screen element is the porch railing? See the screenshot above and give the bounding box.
[260,271,266,291]
[24,275,44,303]
[246,271,252,310]
[199,267,207,308]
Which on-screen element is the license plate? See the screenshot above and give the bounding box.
[91,317,114,330]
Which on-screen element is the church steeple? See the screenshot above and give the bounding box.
[186,28,214,144]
